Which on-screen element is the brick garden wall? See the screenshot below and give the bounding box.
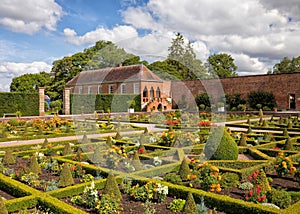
[171,73,300,110]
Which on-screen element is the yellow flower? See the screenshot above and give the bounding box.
[210,165,219,172]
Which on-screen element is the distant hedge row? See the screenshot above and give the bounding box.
[0,92,39,116]
[70,94,141,114]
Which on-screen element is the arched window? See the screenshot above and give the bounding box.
[150,87,154,99]
[156,87,161,98]
[143,86,148,97]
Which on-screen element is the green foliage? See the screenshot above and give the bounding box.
[62,143,72,156]
[97,194,122,214]
[41,138,49,149]
[238,133,247,146]
[195,93,211,109]
[28,156,41,174]
[0,195,8,214]
[220,172,240,188]
[132,152,142,171]
[142,200,156,214]
[247,91,276,110]
[3,150,16,165]
[106,136,112,147]
[0,92,39,117]
[102,173,122,201]
[115,131,122,140]
[283,137,294,150]
[272,56,300,74]
[226,93,246,110]
[163,173,182,185]
[266,188,292,208]
[70,94,141,114]
[254,169,271,192]
[179,158,190,180]
[204,126,238,160]
[183,192,197,214]
[168,198,186,212]
[58,163,74,187]
[206,53,238,78]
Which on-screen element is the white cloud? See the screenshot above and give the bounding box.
[0,0,63,34]
[64,25,138,45]
[0,61,51,91]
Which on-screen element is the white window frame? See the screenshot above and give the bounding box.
[98,85,102,94]
[134,83,139,94]
[88,86,92,94]
[121,84,126,94]
[109,85,114,94]
[79,86,83,94]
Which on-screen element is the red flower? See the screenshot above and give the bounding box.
[249,189,253,197]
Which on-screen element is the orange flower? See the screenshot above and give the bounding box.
[217,176,222,181]
[216,187,222,192]
[191,174,197,179]
[186,174,191,180]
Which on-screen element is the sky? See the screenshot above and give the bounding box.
[0,0,299,91]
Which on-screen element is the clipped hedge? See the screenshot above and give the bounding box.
[70,94,141,114]
[0,92,39,116]
[4,196,38,213]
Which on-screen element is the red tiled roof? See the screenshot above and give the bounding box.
[66,64,162,86]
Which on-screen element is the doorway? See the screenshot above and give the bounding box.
[289,94,296,109]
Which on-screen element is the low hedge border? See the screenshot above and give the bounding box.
[4,195,38,213]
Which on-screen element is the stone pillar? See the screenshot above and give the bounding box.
[38,87,45,116]
[63,87,71,115]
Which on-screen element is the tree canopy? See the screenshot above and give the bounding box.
[271,56,300,74]
[206,53,238,78]
[10,72,51,93]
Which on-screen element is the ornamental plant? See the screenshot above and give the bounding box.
[168,198,186,212]
[28,156,41,174]
[83,181,99,208]
[3,150,16,165]
[179,158,190,180]
[159,130,177,147]
[96,194,122,214]
[245,185,267,203]
[103,173,122,201]
[184,192,198,214]
[0,195,8,214]
[274,152,296,177]
[58,163,74,187]
[104,145,127,169]
[187,161,222,192]
[62,143,72,156]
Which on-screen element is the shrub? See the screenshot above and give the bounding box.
[41,138,49,149]
[204,126,238,160]
[168,198,186,212]
[274,152,296,177]
[97,194,122,214]
[132,152,142,171]
[283,137,294,150]
[184,192,197,214]
[238,133,247,146]
[115,131,122,140]
[3,150,16,165]
[195,93,211,109]
[82,133,89,144]
[282,128,289,137]
[58,163,74,187]
[266,188,292,208]
[220,172,240,188]
[239,182,254,190]
[247,91,276,110]
[163,173,182,185]
[106,136,113,147]
[0,194,8,214]
[103,173,122,201]
[179,158,190,180]
[62,143,72,156]
[28,156,41,174]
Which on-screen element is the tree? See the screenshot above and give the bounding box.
[10,72,51,93]
[272,56,300,74]
[206,53,238,78]
[166,32,207,80]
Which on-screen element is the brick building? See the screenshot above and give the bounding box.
[64,64,300,113]
[65,64,172,112]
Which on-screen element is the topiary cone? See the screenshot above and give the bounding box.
[82,133,89,144]
[255,169,271,192]
[283,128,289,137]
[102,173,122,201]
[239,133,247,146]
[283,137,294,150]
[106,136,113,147]
[62,143,72,156]
[179,158,190,180]
[184,192,198,214]
[132,152,142,171]
[28,156,41,174]
[42,138,49,148]
[58,163,74,187]
[115,131,122,140]
[0,196,8,214]
[3,150,16,165]
[247,126,252,134]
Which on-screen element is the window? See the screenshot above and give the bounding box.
[121,84,126,94]
[150,87,154,99]
[98,85,102,94]
[79,86,83,94]
[134,83,139,94]
[109,85,114,94]
[156,87,161,98]
[143,86,148,97]
[88,86,92,94]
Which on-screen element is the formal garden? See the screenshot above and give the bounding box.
[0,110,299,214]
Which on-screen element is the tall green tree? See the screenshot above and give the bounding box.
[272,56,300,74]
[167,32,207,80]
[206,53,238,78]
[10,72,51,93]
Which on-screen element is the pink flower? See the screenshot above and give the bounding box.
[249,190,253,197]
